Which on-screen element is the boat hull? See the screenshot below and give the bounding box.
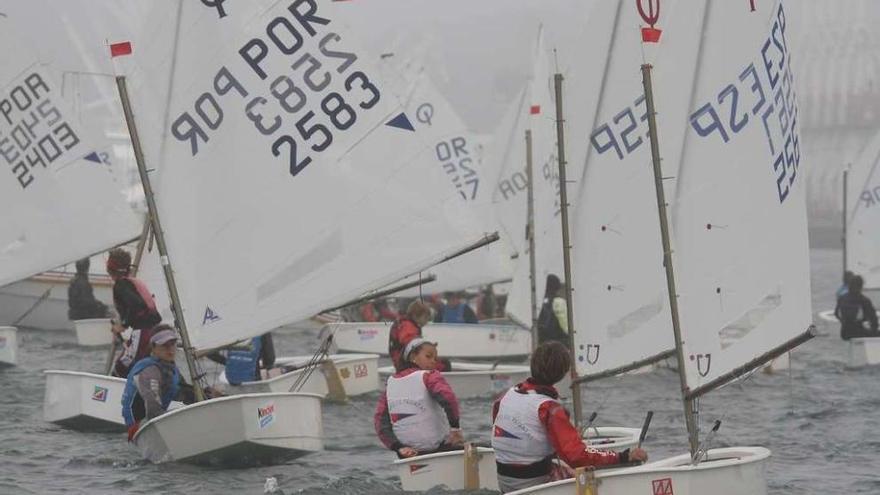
[506,447,770,495]
[327,322,531,360]
[223,354,379,397]
[394,427,640,491]
[133,393,323,465]
[0,326,17,367]
[73,318,113,347]
[380,361,530,399]
[0,274,112,331]
[848,337,880,367]
[43,370,126,432]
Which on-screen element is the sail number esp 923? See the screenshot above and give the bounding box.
[171,0,381,178]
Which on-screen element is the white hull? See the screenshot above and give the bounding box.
[73,318,113,347]
[43,370,126,432]
[327,322,531,360]
[395,427,640,492]
[0,273,112,331]
[0,326,18,367]
[507,447,770,495]
[133,393,323,465]
[379,361,531,399]
[848,337,880,367]
[223,354,380,397]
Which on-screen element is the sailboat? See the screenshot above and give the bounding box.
[502,1,814,493]
[840,127,880,366]
[0,11,143,368]
[22,0,510,465]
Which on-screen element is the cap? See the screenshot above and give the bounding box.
[150,328,178,346]
[403,337,436,361]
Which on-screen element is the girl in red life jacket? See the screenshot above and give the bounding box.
[491,342,647,493]
[106,248,162,378]
[374,338,463,458]
[388,300,450,372]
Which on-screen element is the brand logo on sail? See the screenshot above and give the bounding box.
[585,344,601,365]
[202,306,221,325]
[258,403,275,429]
[636,0,662,42]
[200,0,228,18]
[691,353,712,377]
[92,386,109,402]
[652,477,674,495]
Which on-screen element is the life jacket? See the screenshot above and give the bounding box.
[123,276,161,329]
[441,303,467,324]
[386,370,449,451]
[492,387,557,465]
[225,337,262,385]
[121,356,180,427]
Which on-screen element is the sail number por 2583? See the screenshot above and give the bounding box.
[170,0,381,178]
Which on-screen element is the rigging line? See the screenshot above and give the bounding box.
[290,330,334,392]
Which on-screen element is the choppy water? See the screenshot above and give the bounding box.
[1,248,878,494]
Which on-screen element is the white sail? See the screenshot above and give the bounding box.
[845,128,880,288]
[566,0,698,376]
[671,0,812,391]
[102,1,498,350]
[373,52,514,294]
[0,14,142,287]
[492,29,563,327]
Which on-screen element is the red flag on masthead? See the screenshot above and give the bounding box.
[110,41,132,57]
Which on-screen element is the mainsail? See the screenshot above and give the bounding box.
[845,128,880,288]
[492,29,563,327]
[669,0,813,393]
[0,13,142,287]
[109,0,499,350]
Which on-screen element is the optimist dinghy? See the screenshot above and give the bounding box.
[327,322,532,360]
[394,428,641,491]
[132,393,324,465]
[221,353,380,398]
[43,370,127,431]
[27,0,510,466]
[517,1,815,494]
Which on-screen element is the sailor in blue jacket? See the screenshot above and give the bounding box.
[121,325,180,440]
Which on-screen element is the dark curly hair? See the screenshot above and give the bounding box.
[530,341,571,385]
[106,248,132,276]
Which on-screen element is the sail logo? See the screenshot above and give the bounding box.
[92,386,109,402]
[258,403,275,429]
[199,0,228,18]
[202,306,221,325]
[688,3,800,204]
[690,353,712,377]
[585,344,601,365]
[652,478,674,495]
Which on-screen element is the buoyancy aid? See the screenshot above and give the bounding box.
[386,370,449,451]
[441,303,466,324]
[121,276,161,329]
[225,337,262,385]
[492,387,557,465]
[121,357,180,427]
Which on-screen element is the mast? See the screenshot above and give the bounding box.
[525,129,539,350]
[842,167,849,277]
[640,63,698,456]
[553,73,583,425]
[116,75,205,402]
